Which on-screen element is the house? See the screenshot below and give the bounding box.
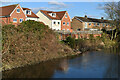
[36,10,72,32]
[0,4,39,26]
[22,8,39,21]
[0,4,26,26]
[71,15,113,31]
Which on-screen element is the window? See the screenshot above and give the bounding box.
[13,18,17,22]
[89,23,91,26]
[58,22,60,24]
[77,29,81,31]
[97,23,100,26]
[65,14,67,18]
[17,9,20,13]
[67,22,69,25]
[26,10,31,15]
[20,19,23,23]
[53,21,56,24]
[63,22,65,25]
[52,13,56,17]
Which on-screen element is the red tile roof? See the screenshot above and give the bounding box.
[40,10,66,20]
[22,8,31,10]
[0,4,18,16]
[0,4,39,18]
[22,7,39,18]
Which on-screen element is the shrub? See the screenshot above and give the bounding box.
[64,36,75,49]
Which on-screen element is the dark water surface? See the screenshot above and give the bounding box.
[3,48,120,78]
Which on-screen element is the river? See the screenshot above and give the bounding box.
[2,48,120,78]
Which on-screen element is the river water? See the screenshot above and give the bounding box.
[2,48,120,78]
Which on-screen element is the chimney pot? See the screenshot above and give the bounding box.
[101,17,104,19]
[85,15,87,18]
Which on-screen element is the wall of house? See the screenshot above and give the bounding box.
[26,17,38,21]
[36,11,52,28]
[10,4,26,26]
[82,22,112,31]
[61,12,72,32]
[0,17,10,25]
[51,20,61,30]
[71,18,83,31]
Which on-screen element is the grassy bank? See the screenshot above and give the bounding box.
[2,20,80,71]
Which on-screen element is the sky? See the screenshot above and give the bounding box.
[0,1,119,19]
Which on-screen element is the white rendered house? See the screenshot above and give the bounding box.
[22,8,39,21]
[36,10,70,31]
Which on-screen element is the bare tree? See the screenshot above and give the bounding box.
[103,1,120,40]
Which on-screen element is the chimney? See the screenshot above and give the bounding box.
[101,17,104,20]
[84,15,87,18]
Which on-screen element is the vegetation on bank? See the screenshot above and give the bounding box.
[62,32,117,53]
[2,20,77,71]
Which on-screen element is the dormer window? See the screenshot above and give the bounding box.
[52,13,56,17]
[17,9,20,13]
[26,10,31,15]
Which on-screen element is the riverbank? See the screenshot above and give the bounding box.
[2,20,117,71]
[2,21,82,71]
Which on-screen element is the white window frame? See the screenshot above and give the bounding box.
[17,8,20,13]
[13,18,17,23]
[52,13,56,17]
[53,21,56,24]
[19,18,23,23]
[26,10,31,15]
[58,22,60,25]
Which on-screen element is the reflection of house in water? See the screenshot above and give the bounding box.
[57,59,69,72]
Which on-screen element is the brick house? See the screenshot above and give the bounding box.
[36,10,72,32]
[0,4,39,26]
[71,15,113,31]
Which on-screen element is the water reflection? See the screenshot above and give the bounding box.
[57,59,69,72]
[2,48,120,78]
[2,58,69,78]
